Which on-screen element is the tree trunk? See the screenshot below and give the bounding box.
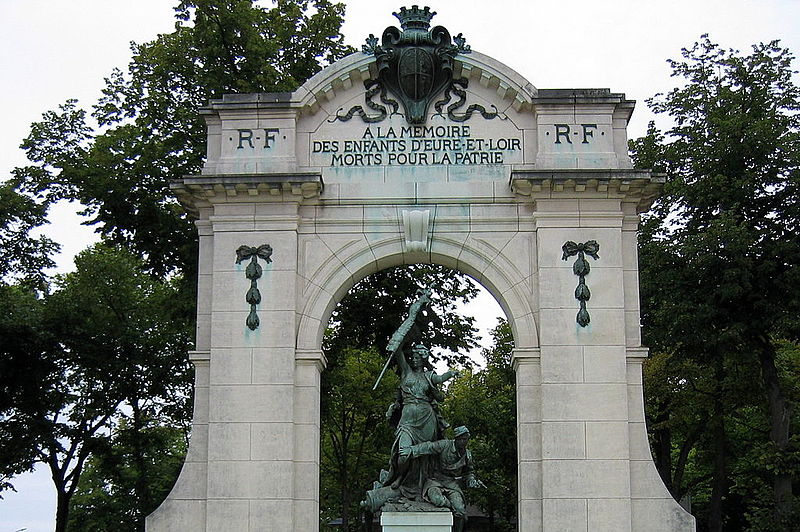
[49,449,71,532]
[652,405,674,494]
[672,422,704,502]
[707,360,727,532]
[54,488,70,532]
[755,338,793,529]
[341,473,351,529]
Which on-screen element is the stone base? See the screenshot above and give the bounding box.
[381,511,453,531]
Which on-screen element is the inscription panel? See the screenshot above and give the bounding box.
[307,113,526,173]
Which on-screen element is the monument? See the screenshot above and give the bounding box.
[146,5,696,531]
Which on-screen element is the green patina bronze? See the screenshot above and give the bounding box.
[335,6,498,125]
[561,240,600,327]
[361,289,483,532]
[234,244,273,330]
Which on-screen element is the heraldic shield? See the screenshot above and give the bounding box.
[399,47,434,101]
[373,6,459,124]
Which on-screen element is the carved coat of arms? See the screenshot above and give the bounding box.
[335,6,497,125]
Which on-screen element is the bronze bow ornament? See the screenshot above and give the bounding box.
[561,240,600,327]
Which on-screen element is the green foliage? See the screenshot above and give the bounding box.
[444,319,516,530]
[0,284,58,495]
[174,0,352,92]
[48,244,193,406]
[0,245,192,530]
[632,36,800,531]
[320,347,397,530]
[67,420,188,532]
[0,183,59,289]
[643,351,713,501]
[52,244,192,527]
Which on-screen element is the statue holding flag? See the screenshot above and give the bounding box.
[362,288,481,516]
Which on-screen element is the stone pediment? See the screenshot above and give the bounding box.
[292,48,538,118]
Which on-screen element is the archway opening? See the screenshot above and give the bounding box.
[317,263,517,531]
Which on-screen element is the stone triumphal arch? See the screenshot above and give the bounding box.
[147,7,695,531]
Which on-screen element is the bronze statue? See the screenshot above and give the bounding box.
[384,343,459,499]
[361,289,483,525]
[408,426,485,532]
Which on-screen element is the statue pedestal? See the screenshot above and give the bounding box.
[381,511,453,531]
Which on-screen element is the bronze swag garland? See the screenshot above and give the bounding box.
[561,240,600,327]
[235,244,273,330]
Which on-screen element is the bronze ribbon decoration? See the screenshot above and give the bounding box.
[561,240,600,327]
[235,244,273,330]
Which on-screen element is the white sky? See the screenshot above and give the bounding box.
[1,1,799,530]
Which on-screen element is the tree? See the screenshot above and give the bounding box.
[50,245,193,531]
[12,0,352,278]
[320,347,397,531]
[729,341,800,532]
[642,346,776,530]
[444,319,517,530]
[67,420,188,532]
[643,350,715,504]
[0,284,58,495]
[0,245,192,532]
[631,36,800,531]
[0,186,60,485]
[0,183,59,289]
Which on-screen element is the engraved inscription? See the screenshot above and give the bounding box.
[311,125,521,167]
[235,128,281,149]
[553,124,601,145]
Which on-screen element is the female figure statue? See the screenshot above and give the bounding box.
[387,344,459,496]
[361,289,460,512]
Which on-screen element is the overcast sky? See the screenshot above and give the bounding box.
[2,1,799,530]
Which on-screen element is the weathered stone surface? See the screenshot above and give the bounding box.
[146,7,694,532]
[380,511,453,531]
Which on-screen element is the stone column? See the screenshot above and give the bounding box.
[293,350,325,532]
[145,217,215,530]
[534,198,633,531]
[513,347,543,531]
[203,202,300,530]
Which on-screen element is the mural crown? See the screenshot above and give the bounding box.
[393,5,436,32]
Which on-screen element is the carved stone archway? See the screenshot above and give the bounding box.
[147,7,694,532]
